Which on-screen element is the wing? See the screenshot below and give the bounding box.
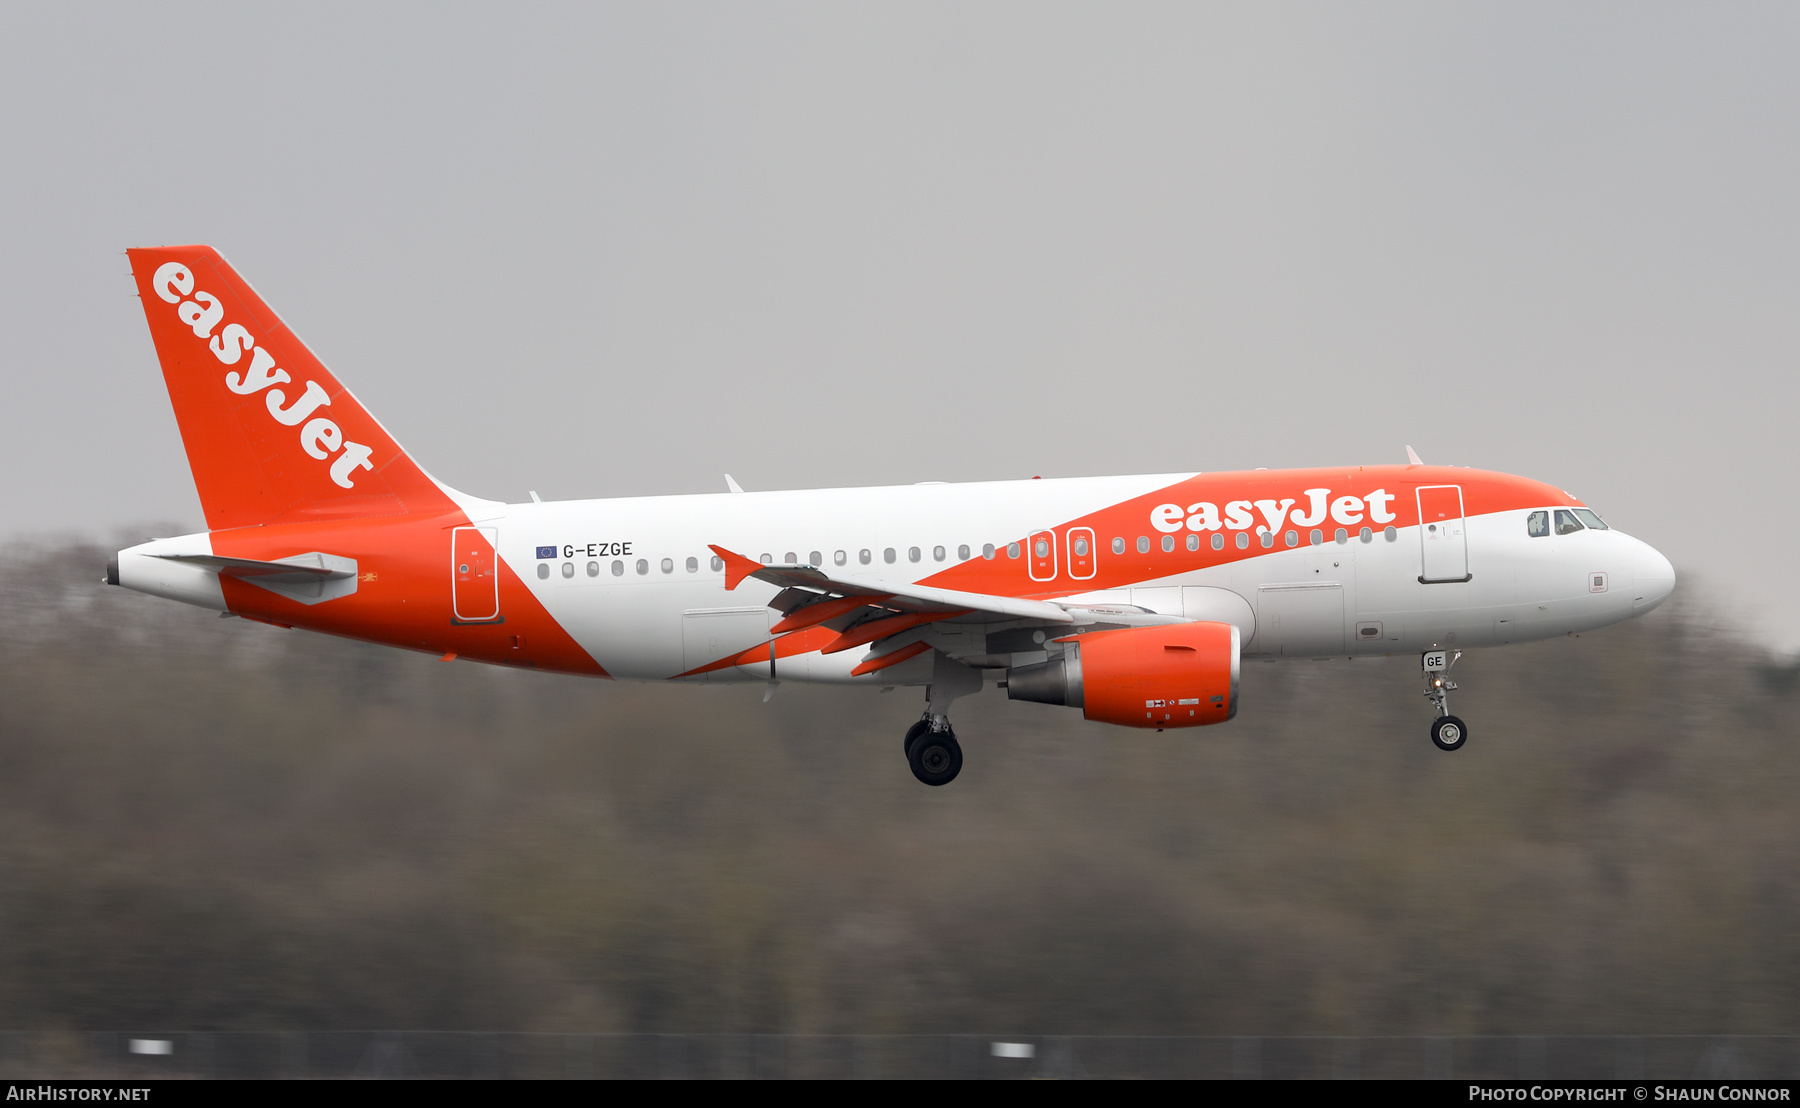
[707,545,1188,674]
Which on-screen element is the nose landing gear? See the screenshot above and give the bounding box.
[1423,649,1469,751]
[904,714,963,786]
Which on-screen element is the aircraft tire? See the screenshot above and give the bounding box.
[1431,715,1469,752]
[908,730,963,786]
[903,719,931,758]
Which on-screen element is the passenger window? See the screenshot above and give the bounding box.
[685,557,698,573]
[614,560,626,576]
[1359,526,1372,543]
[957,545,970,560]
[1285,531,1298,547]
[834,550,847,566]
[1260,531,1274,548]
[562,562,574,578]
[1235,532,1249,550]
[1036,538,1052,558]
[809,551,822,566]
[660,558,673,574]
[1310,529,1322,546]
[1555,509,1584,536]
[1160,535,1175,552]
[982,544,996,560]
[1573,509,1609,531]
[1185,534,1199,551]
[536,563,549,580]
[933,545,946,562]
[1112,537,1125,554]
[1334,528,1347,544]
[784,552,796,564]
[1007,542,1021,559]
[859,549,872,565]
[588,561,600,577]
[635,559,649,575]
[760,553,773,564]
[909,546,921,563]
[882,547,894,564]
[1136,536,1150,553]
[1211,533,1224,551]
[1527,511,1550,538]
[709,556,722,572]
[1384,526,1397,542]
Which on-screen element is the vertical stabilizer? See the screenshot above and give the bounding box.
[127,246,455,529]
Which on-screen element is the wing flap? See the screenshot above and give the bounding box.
[708,545,1074,625]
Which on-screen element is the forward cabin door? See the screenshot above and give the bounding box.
[1416,485,1469,582]
[452,526,501,622]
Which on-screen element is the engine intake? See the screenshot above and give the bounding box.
[1006,621,1240,728]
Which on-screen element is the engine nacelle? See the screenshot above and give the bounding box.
[1005,621,1240,728]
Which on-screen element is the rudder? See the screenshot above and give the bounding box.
[127,245,454,529]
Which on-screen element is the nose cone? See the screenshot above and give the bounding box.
[1629,537,1676,614]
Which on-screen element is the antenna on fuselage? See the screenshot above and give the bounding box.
[1405,445,1424,466]
[724,474,745,493]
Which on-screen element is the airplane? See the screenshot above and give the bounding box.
[107,246,1677,785]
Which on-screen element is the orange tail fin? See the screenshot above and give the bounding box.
[127,246,454,529]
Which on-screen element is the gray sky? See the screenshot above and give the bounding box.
[3,4,1795,648]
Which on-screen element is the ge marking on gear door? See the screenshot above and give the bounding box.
[109,245,1678,789]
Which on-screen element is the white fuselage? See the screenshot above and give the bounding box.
[482,473,1674,684]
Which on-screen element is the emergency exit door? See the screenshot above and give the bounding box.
[452,526,501,621]
[1416,485,1469,582]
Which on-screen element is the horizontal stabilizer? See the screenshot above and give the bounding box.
[151,551,358,606]
[152,551,355,579]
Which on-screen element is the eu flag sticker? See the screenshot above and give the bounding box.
[536,546,557,560]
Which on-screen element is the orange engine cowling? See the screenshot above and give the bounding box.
[1004,621,1240,728]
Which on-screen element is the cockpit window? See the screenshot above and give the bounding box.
[1554,509,1584,535]
[1527,511,1549,538]
[1572,508,1609,531]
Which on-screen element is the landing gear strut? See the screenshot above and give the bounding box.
[1423,649,1468,752]
[905,713,963,786]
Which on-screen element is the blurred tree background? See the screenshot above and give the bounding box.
[1,534,1794,1037]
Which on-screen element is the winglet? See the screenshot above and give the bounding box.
[709,544,763,590]
[1405,445,1424,466]
[724,474,745,493]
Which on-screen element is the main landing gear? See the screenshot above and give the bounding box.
[1423,649,1469,752]
[904,715,963,786]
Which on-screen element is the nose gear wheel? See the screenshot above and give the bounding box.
[1422,649,1469,752]
[1431,714,1468,751]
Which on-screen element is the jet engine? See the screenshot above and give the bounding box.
[1005,621,1239,728]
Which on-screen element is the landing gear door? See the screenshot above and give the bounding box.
[1416,485,1469,582]
[452,526,501,622]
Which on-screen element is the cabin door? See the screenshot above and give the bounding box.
[452,526,501,622]
[1416,485,1469,583]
